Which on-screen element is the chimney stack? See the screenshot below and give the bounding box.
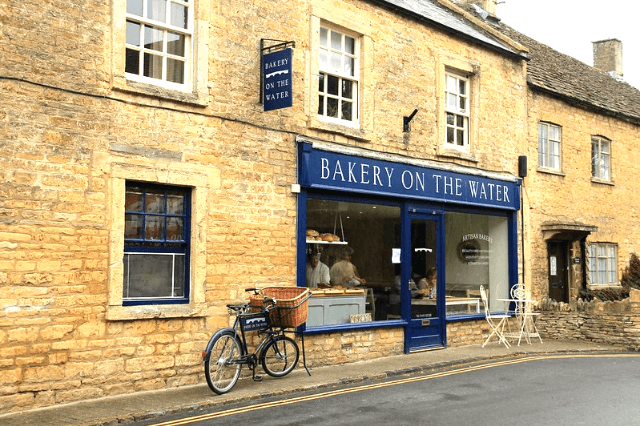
[593,39,623,78]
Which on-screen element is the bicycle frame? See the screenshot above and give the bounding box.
[203,308,281,369]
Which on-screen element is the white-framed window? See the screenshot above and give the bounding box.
[588,243,618,285]
[444,71,470,148]
[591,136,611,180]
[538,122,562,170]
[318,25,359,125]
[123,182,191,304]
[125,0,192,89]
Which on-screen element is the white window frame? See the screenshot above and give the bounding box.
[588,243,618,286]
[538,122,562,170]
[591,136,611,181]
[444,71,470,149]
[317,24,360,127]
[125,0,193,91]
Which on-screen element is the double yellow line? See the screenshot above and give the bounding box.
[152,353,639,425]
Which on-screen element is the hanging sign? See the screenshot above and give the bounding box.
[263,48,292,111]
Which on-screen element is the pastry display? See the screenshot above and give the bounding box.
[320,233,340,242]
[306,229,342,243]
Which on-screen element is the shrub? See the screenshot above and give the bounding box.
[621,252,640,291]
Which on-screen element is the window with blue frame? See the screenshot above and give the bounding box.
[123,182,190,304]
[444,212,509,314]
[305,197,401,325]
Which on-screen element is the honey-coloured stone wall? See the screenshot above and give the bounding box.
[0,0,529,413]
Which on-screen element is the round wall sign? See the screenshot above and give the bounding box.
[457,239,481,263]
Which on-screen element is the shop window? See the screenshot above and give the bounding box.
[444,71,470,149]
[305,199,400,325]
[123,182,191,304]
[318,24,359,125]
[591,136,611,181]
[538,122,562,170]
[445,212,509,315]
[588,243,618,285]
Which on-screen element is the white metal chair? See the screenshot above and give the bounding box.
[480,285,511,348]
[510,283,542,345]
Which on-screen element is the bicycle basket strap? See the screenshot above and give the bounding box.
[239,312,270,331]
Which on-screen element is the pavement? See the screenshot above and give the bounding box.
[0,339,633,426]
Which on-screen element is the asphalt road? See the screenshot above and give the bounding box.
[140,354,640,426]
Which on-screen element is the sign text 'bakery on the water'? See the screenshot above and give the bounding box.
[298,143,520,211]
[262,48,293,111]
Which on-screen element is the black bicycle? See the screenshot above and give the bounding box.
[202,288,304,394]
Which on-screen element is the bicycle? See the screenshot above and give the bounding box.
[202,287,309,394]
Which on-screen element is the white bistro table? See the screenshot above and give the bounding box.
[497,298,542,346]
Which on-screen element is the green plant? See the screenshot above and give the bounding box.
[578,287,594,302]
[621,252,640,291]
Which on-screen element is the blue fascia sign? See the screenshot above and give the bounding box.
[263,48,292,111]
[298,142,521,211]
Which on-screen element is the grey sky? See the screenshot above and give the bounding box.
[497,0,640,89]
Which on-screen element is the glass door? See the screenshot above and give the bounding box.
[403,213,445,351]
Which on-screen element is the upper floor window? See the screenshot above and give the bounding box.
[538,122,562,170]
[591,136,611,180]
[318,25,359,125]
[588,243,618,285]
[444,71,470,149]
[125,0,192,89]
[123,182,191,304]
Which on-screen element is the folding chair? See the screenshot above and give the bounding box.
[480,285,511,348]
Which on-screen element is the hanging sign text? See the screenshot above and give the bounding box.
[263,48,292,111]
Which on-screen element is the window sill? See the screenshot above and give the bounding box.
[105,302,207,321]
[537,167,566,177]
[436,146,478,163]
[113,79,209,107]
[587,283,621,288]
[591,177,614,186]
[307,116,372,142]
[303,319,405,334]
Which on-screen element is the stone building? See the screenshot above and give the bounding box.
[474,10,640,304]
[0,0,637,414]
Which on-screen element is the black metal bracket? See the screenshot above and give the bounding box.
[260,39,296,104]
[403,108,419,133]
[261,38,296,53]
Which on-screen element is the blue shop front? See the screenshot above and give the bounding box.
[296,140,521,352]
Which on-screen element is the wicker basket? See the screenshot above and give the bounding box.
[249,287,311,328]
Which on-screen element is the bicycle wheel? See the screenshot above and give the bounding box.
[261,335,299,377]
[204,332,243,394]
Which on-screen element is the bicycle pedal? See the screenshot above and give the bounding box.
[253,375,263,382]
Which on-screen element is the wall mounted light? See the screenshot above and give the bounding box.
[403,109,419,133]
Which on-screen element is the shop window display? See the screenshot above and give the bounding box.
[444,212,509,314]
[305,199,401,324]
[303,199,511,326]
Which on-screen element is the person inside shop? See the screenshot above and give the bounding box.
[389,264,419,316]
[330,247,366,288]
[306,252,331,288]
[418,267,437,299]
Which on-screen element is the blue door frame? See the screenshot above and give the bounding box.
[402,208,446,352]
